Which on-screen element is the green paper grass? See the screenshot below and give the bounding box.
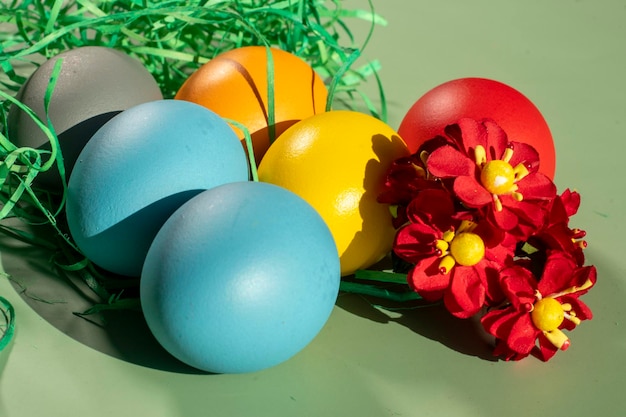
[0,295,15,352]
[338,269,421,303]
[0,0,387,108]
[0,0,395,314]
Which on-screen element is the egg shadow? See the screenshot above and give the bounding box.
[0,212,210,374]
[12,111,122,191]
[73,189,204,278]
[95,308,210,374]
[247,119,299,166]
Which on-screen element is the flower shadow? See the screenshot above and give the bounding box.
[335,291,498,362]
[340,133,408,273]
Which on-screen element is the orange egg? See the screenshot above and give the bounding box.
[175,46,328,165]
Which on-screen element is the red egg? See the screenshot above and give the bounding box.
[397,77,556,179]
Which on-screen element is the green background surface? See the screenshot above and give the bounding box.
[1,0,625,416]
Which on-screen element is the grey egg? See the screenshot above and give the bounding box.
[7,46,163,189]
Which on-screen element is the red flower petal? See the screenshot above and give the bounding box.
[509,141,540,173]
[533,223,586,266]
[483,238,513,263]
[482,262,507,306]
[537,251,577,296]
[516,172,557,200]
[482,307,539,358]
[447,119,487,153]
[482,119,509,161]
[490,204,521,231]
[427,145,476,178]
[444,266,485,318]
[408,258,451,301]
[453,176,493,207]
[561,295,593,321]
[482,307,519,339]
[493,339,531,361]
[560,189,581,217]
[503,196,550,223]
[406,188,455,226]
[505,313,539,355]
[495,197,550,238]
[546,194,570,225]
[473,219,506,249]
[394,223,440,263]
[534,333,559,362]
[571,265,597,296]
[499,266,536,308]
[441,122,466,150]
[446,118,509,161]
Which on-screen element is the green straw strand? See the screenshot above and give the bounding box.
[339,281,422,303]
[0,296,15,352]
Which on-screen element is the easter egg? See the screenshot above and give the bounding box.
[257,110,411,276]
[66,100,249,277]
[397,77,556,179]
[7,46,163,188]
[175,46,328,165]
[140,181,340,374]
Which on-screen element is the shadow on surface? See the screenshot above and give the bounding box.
[0,225,206,374]
[335,291,497,361]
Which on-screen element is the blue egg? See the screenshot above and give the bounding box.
[66,100,249,277]
[140,181,340,374]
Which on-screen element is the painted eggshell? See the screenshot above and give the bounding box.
[7,46,163,188]
[66,100,249,277]
[175,46,327,165]
[140,181,340,374]
[397,77,556,179]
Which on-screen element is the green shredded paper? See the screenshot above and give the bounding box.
[0,0,410,329]
[0,296,15,352]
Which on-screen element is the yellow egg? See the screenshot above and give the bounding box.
[258,110,410,276]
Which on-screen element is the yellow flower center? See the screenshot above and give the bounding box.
[527,280,595,351]
[474,145,530,211]
[531,297,565,332]
[436,221,486,273]
[480,160,516,195]
[449,232,485,266]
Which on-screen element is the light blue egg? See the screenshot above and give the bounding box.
[66,100,249,277]
[140,181,341,374]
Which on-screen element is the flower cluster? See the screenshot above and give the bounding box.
[379,118,596,361]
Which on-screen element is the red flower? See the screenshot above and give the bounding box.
[426,118,556,239]
[481,251,596,361]
[378,147,442,228]
[375,117,598,363]
[394,189,511,318]
[526,189,587,266]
